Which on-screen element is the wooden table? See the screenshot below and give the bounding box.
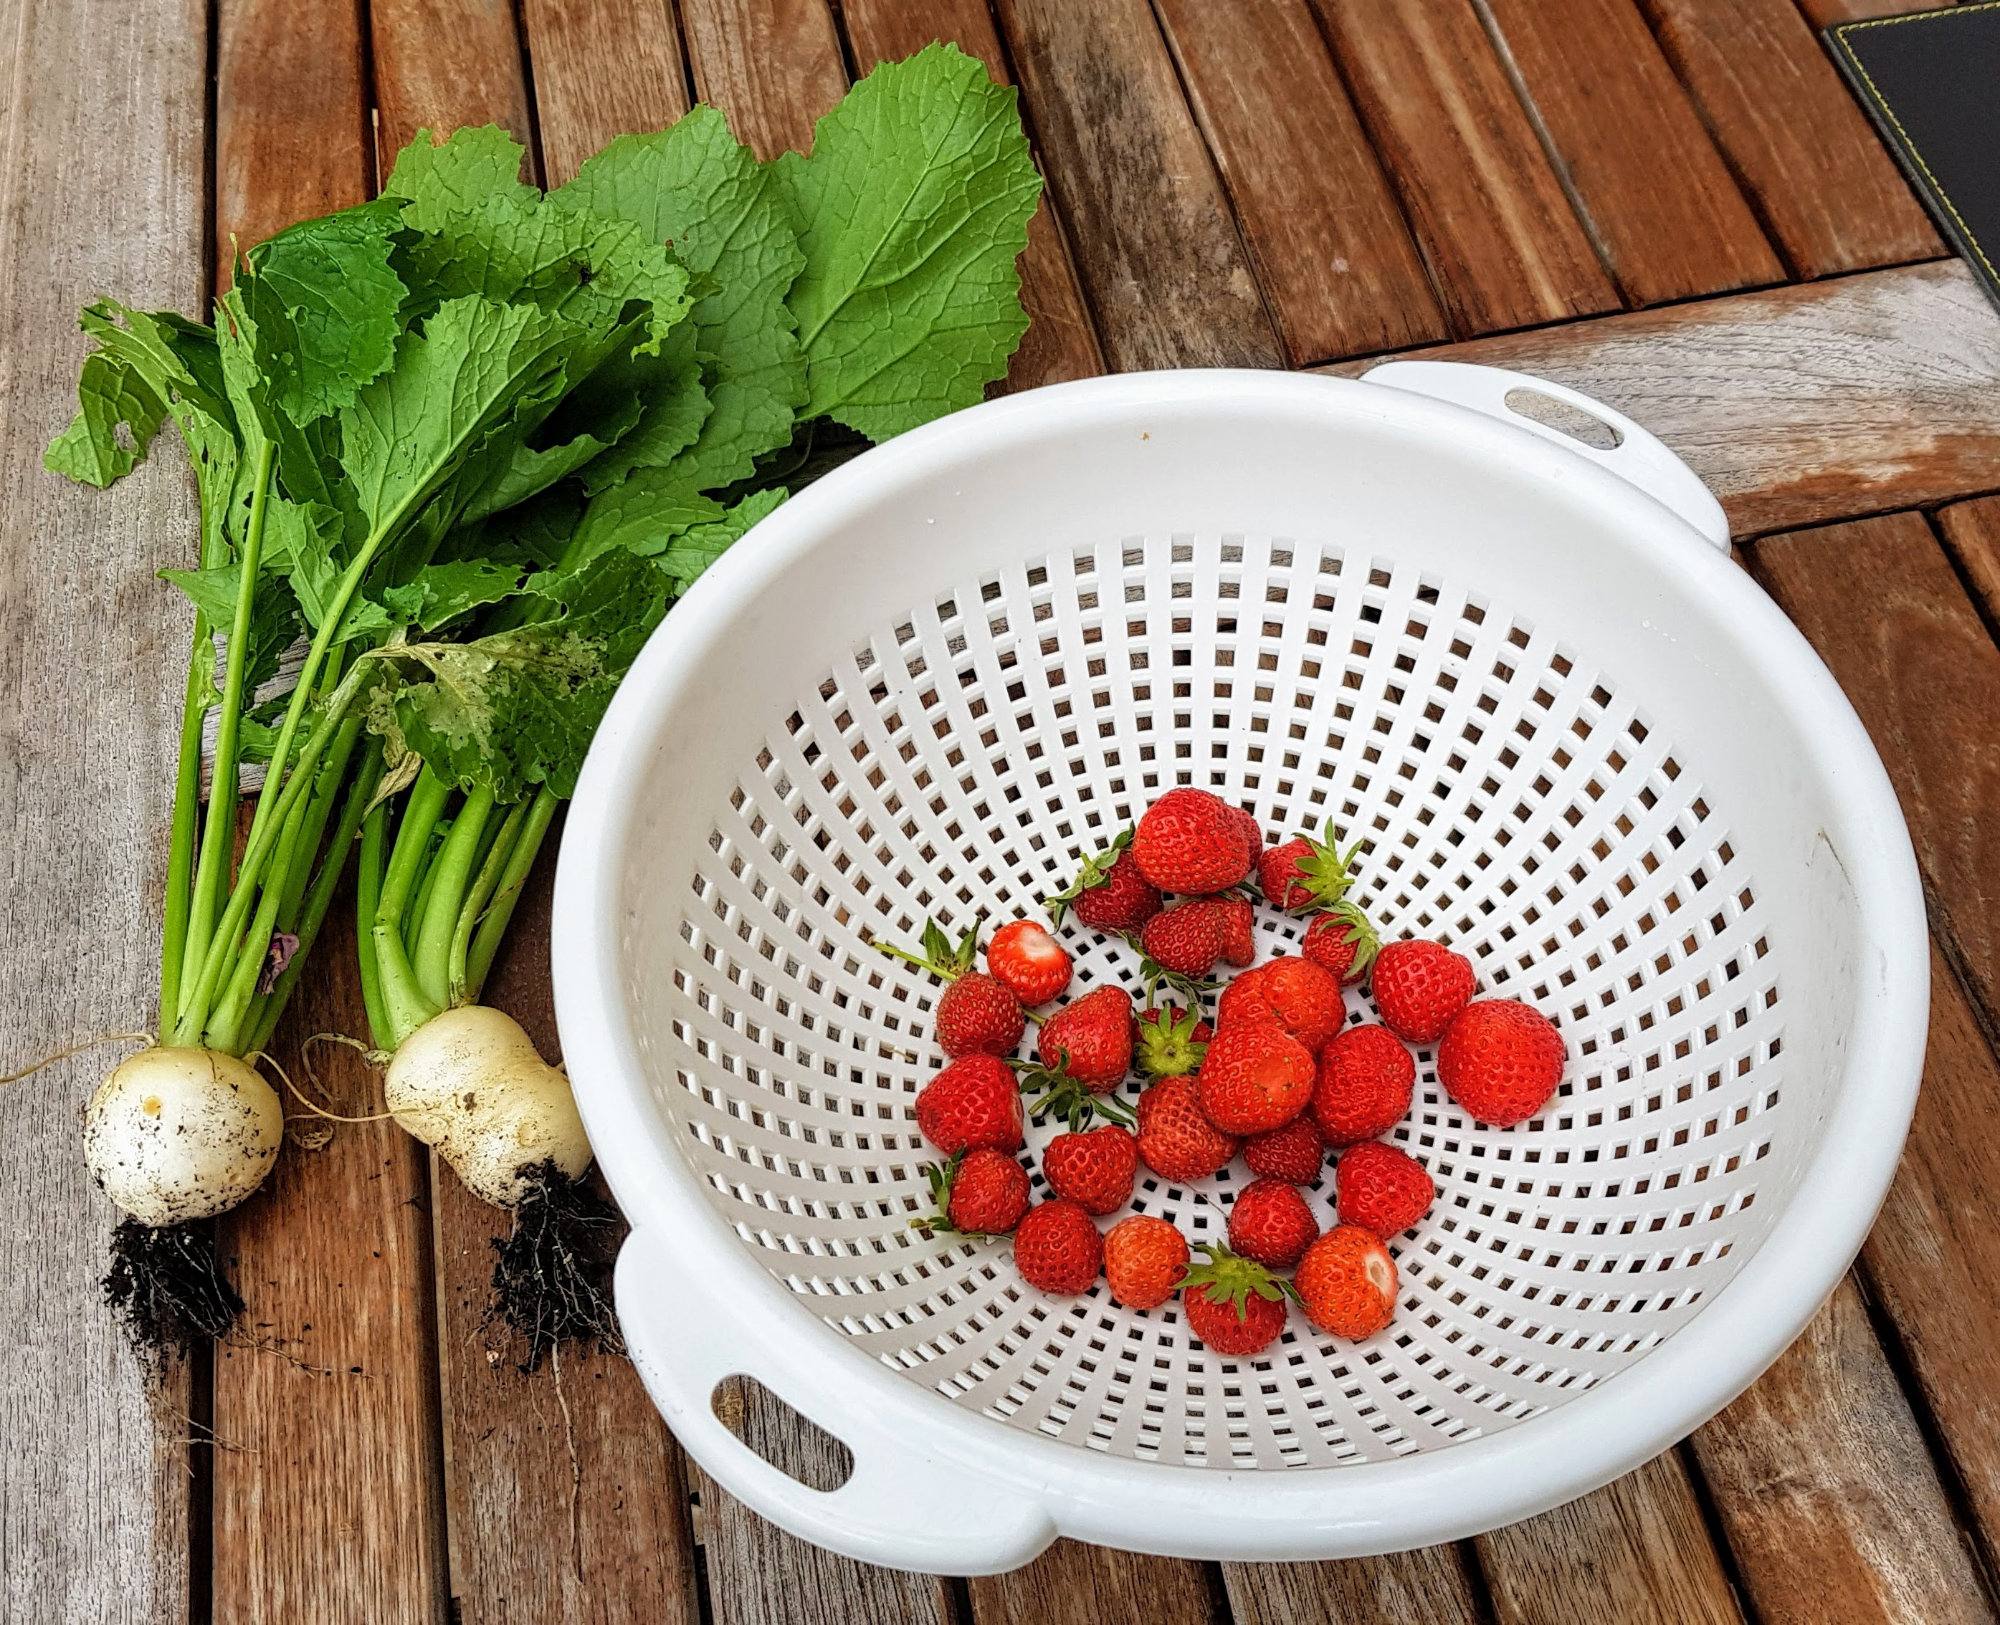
[8,0,2000,1619]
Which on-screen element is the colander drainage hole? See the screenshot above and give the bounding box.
[711,1374,854,1491]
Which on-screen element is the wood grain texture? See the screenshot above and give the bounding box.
[990,0,1283,371]
[1308,0,1619,336]
[1476,0,1785,304]
[1937,495,2000,644]
[1689,1276,1992,1625]
[967,1539,1215,1625]
[370,0,536,177]
[1327,260,2000,537]
[1223,1546,1486,1624]
[0,0,206,1618]
[1795,0,1955,24]
[1637,0,1942,277]
[677,0,846,159]
[215,0,371,284]
[519,0,690,187]
[1150,0,1445,365]
[1478,1452,1744,1625]
[836,0,1106,389]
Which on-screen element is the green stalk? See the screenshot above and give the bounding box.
[356,804,390,1050]
[447,800,527,1006]
[464,786,558,1003]
[159,627,213,1030]
[178,440,276,1012]
[412,783,495,1008]
[244,739,384,1055]
[205,754,323,1055]
[404,822,449,945]
[371,767,451,1048]
[273,711,365,931]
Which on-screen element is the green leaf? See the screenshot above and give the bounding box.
[656,487,783,588]
[380,558,527,630]
[571,322,712,495]
[47,302,235,493]
[260,493,391,646]
[559,107,807,490]
[47,351,169,486]
[458,383,649,524]
[567,468,729,567]
[158,566,301,695]
[775,44,1039,440]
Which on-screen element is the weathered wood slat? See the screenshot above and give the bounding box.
[1477,1453,1745,1625]
[519,0,692,187]
[677,0,847,160]
[1150,0,1448,364]
[836,0,1106,389]
[370,0,536,173]
[1326,260,2000,538]
[1637,0,1942,277]
[1689,1276,1993,1625]
[1795,0,1956,24]
[1937,496,2000,650]
[990,0,1284,371]
[0,0,206,1617]
[1222,1547,1487,1624]
[1307,0,1620,336]
[967,1540,1216,1625]
[1477,0,1785,304]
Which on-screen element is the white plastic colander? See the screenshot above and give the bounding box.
[552,364,1928,1573]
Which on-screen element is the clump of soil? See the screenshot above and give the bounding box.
[104,1218,243,1359]
[489,1162,624,1371]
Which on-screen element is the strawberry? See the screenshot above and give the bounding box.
[1216,956,1347,1054]
[1103,1214,1190,1310]
[1131,788,1255,894]
[1227,1177,1320,1269]
[1045,829,1164,933]
[1300,900,1380,986]
[1136,1003,1213,1079]
[915,1054,1024,1154]
[1437,999,1565,1126]
[1135,1075,1240,1183]
[877,916,1024,1057]
[1371,939,1476,1044]
[1036,985,1135,1092]
[1312,1024,1414,1147]
[1294,1225,1398,1340]
[1335,1141,1434,1235]
[1243,1113,1325,1184]
[1195,1023,1316,1135]
[1138,899,1229,979]
[987,919,1072,1005]
[1180,1243,1292,1357]
[1228,805,1264,864]
[1214,896,1256,967]
[1043,1124,1138,1215]
[912,1149,1030,1237]
[1014,1198,1102,1295]
[1258,819,1363,912]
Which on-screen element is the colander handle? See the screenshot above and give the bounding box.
[1359,360,1731,553]
[614,1226,1057,1574]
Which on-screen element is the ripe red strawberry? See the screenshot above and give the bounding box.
[1180,1244,1291,1357]
[1295,1226,1398,1340]
[1195,1023,1316,1135]
[1437,1000,1566,1126]
[1227,1177,1320,1269]
[1037,986,1135,1092]
[1132,788,1255,894]
[1136,1003,1213,1079]
[1371,939,1476,1044]
[1228,805,1264,864]
[1214,896,1256,967]
[987,920,1072,1005]
[1301,901,1380,986]
[1014,1198,1102,1295]
[915,1054,1024,1154]
[1216,956,1347,1053]
[1335,1142,1434,1235]
[1258,819,1363,912]
[1103,1214,1190,1310]
[1136,1075,1240,1183]
[1043,1124,1138,1215]
[1312,1024,1414,1147]
[1139,899,1228,978]
[878,916,1025,1056]
[1047,831,1164,934]
[913,1149,1031,1237]
[1244,1113,1325,1184]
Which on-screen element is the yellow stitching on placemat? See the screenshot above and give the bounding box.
[1835,2,2000,284]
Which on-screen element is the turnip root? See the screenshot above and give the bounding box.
[81,1047,283,1227]
[383,1005,589,1209]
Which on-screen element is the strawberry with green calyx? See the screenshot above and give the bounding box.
[911,1148,1030,1237]
[1301,898,1381,986]
[1045,829,1163,933]
[1035,985,1135,1089]
[1136,1003,1212,1079]
[876,915,980,979]
[1020,1055,1138,1133]
[1259,819,1366,914]
[1179,1242,1296,1357]
[875,915,1025,1058]
[1133,948,1217,1009]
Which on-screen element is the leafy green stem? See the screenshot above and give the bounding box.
[447,798,527,1005]
[371,766,451,1048]
[464,786,558,1003]
[158,624,213,1030]
[357,803,390,1049]
[413,782,495,1008]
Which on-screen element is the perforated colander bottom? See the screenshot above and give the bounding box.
[660,533,1788,1470]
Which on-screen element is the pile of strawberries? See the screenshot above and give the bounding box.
[891,786,1566,1358]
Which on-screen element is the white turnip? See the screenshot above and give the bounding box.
[81,1047,284,1227]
